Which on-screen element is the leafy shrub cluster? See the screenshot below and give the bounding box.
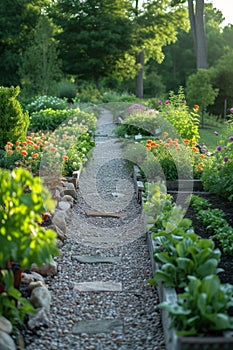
[0,168,59,327]
[26,95,69,114]
[29,108,97,132]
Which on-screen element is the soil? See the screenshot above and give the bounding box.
[171,191,233,316]
[182,192,233,286]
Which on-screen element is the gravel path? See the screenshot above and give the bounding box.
[23,108,165,350]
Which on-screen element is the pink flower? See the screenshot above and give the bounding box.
[230,107,233,113]
[165,100,170,104]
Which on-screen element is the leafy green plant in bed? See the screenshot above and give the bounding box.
[190,195,233,254]
[149,232,222,289]
[160,275,233,336]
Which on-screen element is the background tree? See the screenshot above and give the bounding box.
[186,69,219,126]
[0,0,50,86]
[52,0,134,89]
[20,15,62,96]
[188,0,207,69]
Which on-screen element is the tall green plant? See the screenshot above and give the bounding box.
[0,86,29,149]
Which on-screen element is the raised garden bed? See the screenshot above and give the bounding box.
[147,231,233,350]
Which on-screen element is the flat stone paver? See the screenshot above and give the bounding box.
[72,255,121,264]
[73,319,124,334]
[74,281,122,292]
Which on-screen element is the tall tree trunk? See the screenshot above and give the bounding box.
[188,0,207,70]
[136,50,144,99]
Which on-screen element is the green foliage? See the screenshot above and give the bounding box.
[0,86,29,150]
[190,194,233,255]
[208,50,233,117]
[151,232,222,289]
[160,275,233,336]
[62,132,95,176]
[186,69,219,110]
[201,128,233,200]
[0,269,36,328]
[0,167,59,270]
[20,15,62,96]
[29,108,97,132]
[115,106,159,137]
[56,80,77,102]
[26,95,68,114]
[157,87,200,142]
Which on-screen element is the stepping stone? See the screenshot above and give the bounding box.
[85,210,123,218]
[74,281,122,292]
[72,255,121,264]
[73,319,124,334]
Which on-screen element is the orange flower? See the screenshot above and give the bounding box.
[176,147,182,151]
[32,153,39,158]
[183,139,190,146]
[158,139,163,144]
[147,139,153,144]
[192,141,197,146]
[7,149,13,155]
[150,142,156,147]
[62,155,69,161]
[167,138,172,143]
[26,136,32,141]
[22,141,27,146]
[194,104,199,110]
[200,154,205,159]
[21,150,28,156]
[146,144,151,150]
[192,147,198,152]
[16,141,21,145]
[165,143,170,148]
[50,147,57,152]
[16,146,22,151]
[199,162,204,167]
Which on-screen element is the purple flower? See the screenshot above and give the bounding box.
[217,145,222,151]
[230,107,233,113]
[158,100,162,105]
[224,157,229,162]
[165,100,170,105]
[229,136,233,141]
[214,131,219,136]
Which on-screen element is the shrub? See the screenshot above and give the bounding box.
[156,87,200,142]
[29,108,97,132]
[56,80,77,102]
[0,86,29,150]
[26,95,68,114]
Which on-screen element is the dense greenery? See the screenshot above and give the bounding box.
[0,86,29,149]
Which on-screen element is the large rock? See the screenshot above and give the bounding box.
[0,317,12,334]
[31,260,58,277]
[27,307,50,329]
[0,331,16,350]
[30,286,51,310]
[52,212,66,234]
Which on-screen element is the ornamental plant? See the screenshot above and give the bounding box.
[29,107,97,132]
[201,127,233,200]
[0,167,59,269]
[0,167,59,327]
[156,87,200,142]
[143,133,206,180]
[0,86,29,149]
